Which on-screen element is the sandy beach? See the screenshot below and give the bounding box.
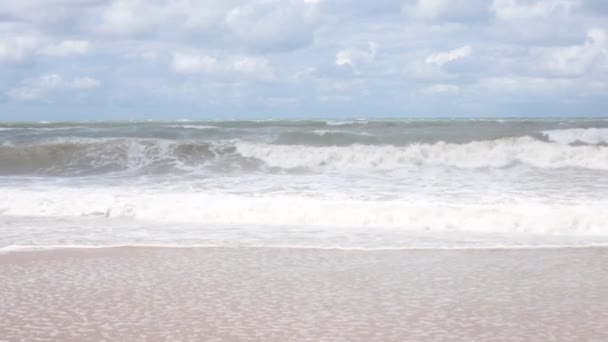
[1,247,607,341]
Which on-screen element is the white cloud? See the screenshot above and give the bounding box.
[290,67,318,82]
[225,0,319,52]
[0,36,91,63]
[172,52,219,74]
[405,0,487,21]
[408,0,446,19]
[0,0,606,117]
[170,52,274,80]
[43,40,90,56]
[423,83,460,94]
[7,74,63,100]
[425,45,472,66]
[491,0,580,21]
[7,74,100,101]
[0,0,101,29]
[0,35,40,63]
[336,42,377,67]
[543,28,608,76]
[231,56,274,79]
[71,77,101,89]
[261,96,298,106]
[100,0,166,36]
[476,76,574,95]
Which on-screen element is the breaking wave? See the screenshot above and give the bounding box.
[236,137,608,171]
[0,139,262,176]
[1,136,608,176]
[165,125,218,130]
[542,128,608,145]
[274,130,377,146]
[325,120,369,126]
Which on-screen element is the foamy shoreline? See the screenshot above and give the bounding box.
[2,246,607,341]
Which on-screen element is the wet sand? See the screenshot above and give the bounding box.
[1,247,607,341]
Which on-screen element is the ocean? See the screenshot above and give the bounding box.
[1,118,608,251]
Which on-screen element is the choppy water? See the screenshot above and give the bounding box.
[1,118,608,250]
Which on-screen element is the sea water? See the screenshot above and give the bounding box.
[1,118,608,250]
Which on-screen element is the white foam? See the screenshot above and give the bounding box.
[311,130,373,136]
[166,125,217,130]
[325,120,368,126]
[0,126,85,131]
[542,128,608,145]
[2,188,608,235]
[235,137,608,171]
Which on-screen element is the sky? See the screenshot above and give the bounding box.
[1,0,607,120]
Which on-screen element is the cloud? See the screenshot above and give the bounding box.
[7,74,63,100]
[474,76,579,97]
[425,45,472,66]
[0,36,91,63]
[290,67,318,82]
[94,0,320,51]
[225,0,319,52]
[0,0,104,31]
[488,0,587,45]
[170,52,273,80]
[491,0,580,21]
[231,56,274,79]
[97,0,177,37]
[99,0,160,36]
[71,77,101,89]
[336,42,377,67]
[423,83,460,94]
[7,74,100,101]
[319,0,404,17]
[1,0,607,118]
[0,35,40,63]
[542,28,608,76]
[408,0,447,19]
[43,40,91,56]
[405,0,489,21]
[172,52,219,74]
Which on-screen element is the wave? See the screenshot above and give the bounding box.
[274,130,377,146]
[0,126,86,132]
[542,128,608,145]
[2,190,608,234]
[325,120,368,126]
[0,139,263,176]
[165,125,217,130]
[1,136,607,175]
[311,130,373,136]
[236,137,608,171]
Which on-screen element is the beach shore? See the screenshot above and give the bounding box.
[1,247,607,341]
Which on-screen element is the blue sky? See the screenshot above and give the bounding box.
[1,0,607,120]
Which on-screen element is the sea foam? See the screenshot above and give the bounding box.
[542,128,608,145]
[2,188,608,235]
